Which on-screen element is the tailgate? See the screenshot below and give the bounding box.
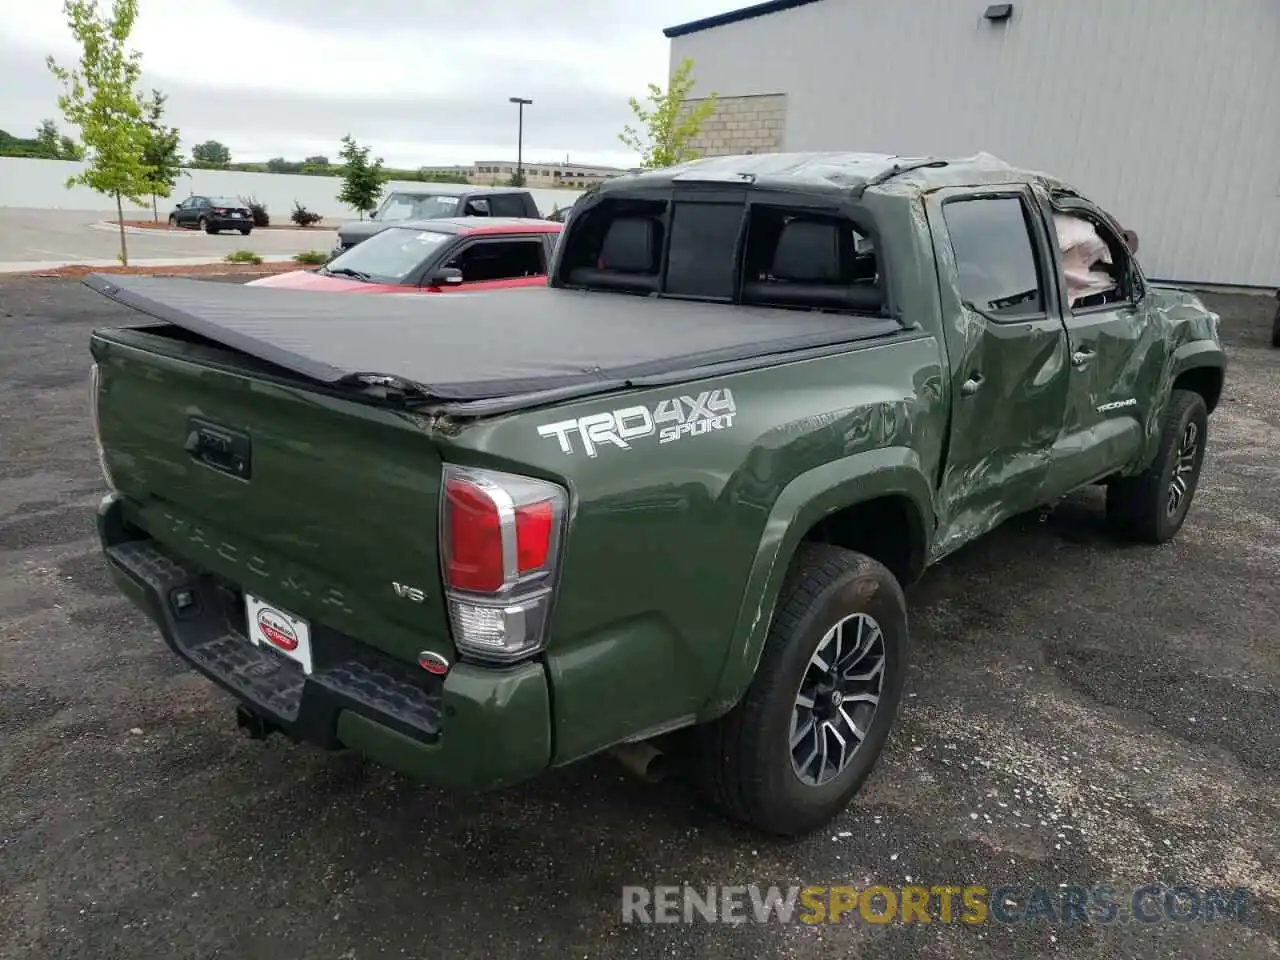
[91,328,452,667]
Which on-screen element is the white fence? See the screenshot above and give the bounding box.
[0,158,584,220]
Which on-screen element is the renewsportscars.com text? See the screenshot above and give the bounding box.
[621,883,1251,926]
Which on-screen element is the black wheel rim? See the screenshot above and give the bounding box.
[1167,420,1200,517]
[790,612,886,787]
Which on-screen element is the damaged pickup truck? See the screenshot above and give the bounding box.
[86,151,1226,837]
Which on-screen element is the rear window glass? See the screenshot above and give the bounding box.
[210,197,245,207]
[663,202,743,300]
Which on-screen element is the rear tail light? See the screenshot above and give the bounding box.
[88,362,115,491]
[213,207,227,214]
[440,465,568,663]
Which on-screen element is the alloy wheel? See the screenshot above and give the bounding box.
[1167,421,1199,517]
[790,612,886,786]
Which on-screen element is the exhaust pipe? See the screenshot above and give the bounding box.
[608,739,669,783]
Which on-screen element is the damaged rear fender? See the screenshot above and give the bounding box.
[702,446,934,718]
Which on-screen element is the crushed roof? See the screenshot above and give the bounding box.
[593,151,1067,199]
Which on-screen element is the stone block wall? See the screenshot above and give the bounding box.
[680,93,787,158]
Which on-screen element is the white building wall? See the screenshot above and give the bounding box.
[671,0,1280,286]
[0,158,583,220]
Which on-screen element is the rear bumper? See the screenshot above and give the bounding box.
[210,216,252,230]
[96,492,551,790]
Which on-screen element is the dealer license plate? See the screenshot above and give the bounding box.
[245,593,313,674]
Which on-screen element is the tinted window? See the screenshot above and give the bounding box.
[664,202,743,299]
[942,197,1045,316]
[446,239,545,282]
[489,194,528,217]
[324,227,451,282]
[210,197,244,207]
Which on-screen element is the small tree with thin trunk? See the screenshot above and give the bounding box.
[336,134,386,219]
[46,0,151,264]
[618,57,718,169]
[140,89,183,221]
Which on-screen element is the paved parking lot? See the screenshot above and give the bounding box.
[0,208,337,266]
[0,277,1277,959]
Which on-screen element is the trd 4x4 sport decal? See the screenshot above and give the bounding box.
[537,388,737,458]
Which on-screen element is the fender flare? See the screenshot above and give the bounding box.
[1135,343,1226,468]
[703,446,935,716]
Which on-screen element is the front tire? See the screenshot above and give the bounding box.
[1106,389,1208,543]
[693,544,909,837]
[167,214,177,227]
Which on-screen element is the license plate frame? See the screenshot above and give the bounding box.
[245,594,313,674]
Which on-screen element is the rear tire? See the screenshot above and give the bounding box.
[240,227,251,236]
[1106,389,1208,543]
[692,543,909,837]
[1270,295,1280,348]
[200,216,217,235]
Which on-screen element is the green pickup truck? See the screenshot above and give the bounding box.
[86,151,1226,837]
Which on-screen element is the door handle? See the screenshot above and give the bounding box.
[1071,347,1095,367]
[961,373,984,396]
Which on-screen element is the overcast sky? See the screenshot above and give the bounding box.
[0,0,735,169]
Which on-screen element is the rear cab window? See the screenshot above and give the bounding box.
[555,196,886,315]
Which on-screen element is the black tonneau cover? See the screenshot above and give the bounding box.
[84,274,899,403]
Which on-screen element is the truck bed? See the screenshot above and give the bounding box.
[83,274,902,405]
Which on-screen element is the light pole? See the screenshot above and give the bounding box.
[509,96,532,185]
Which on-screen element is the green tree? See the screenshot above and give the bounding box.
[58,134,85,160]
[140,89,183,221]
[46,0,152,265]
[35,119,62,158]
[336,134,386,219]
[191,139,230,168]
[618,57,717,169]
[304,154,329,166]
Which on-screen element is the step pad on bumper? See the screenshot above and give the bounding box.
[105,538,443,746]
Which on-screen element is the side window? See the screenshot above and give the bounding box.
[1052,211,1131,310]
[462,197,491,216]
[447,239,545,282]
[489,194,528,218]
[942,196,1045,318]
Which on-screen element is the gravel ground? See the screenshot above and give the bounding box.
[0,278,1277,960]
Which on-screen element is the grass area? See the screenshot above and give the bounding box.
[293,250,329,265]
[224,250,263,264]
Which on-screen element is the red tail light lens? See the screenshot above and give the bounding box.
[440,465,568,663]
[441,467,566,594]
[515,501,554,572]
[213,207,226,214]
[444,477,504,592]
